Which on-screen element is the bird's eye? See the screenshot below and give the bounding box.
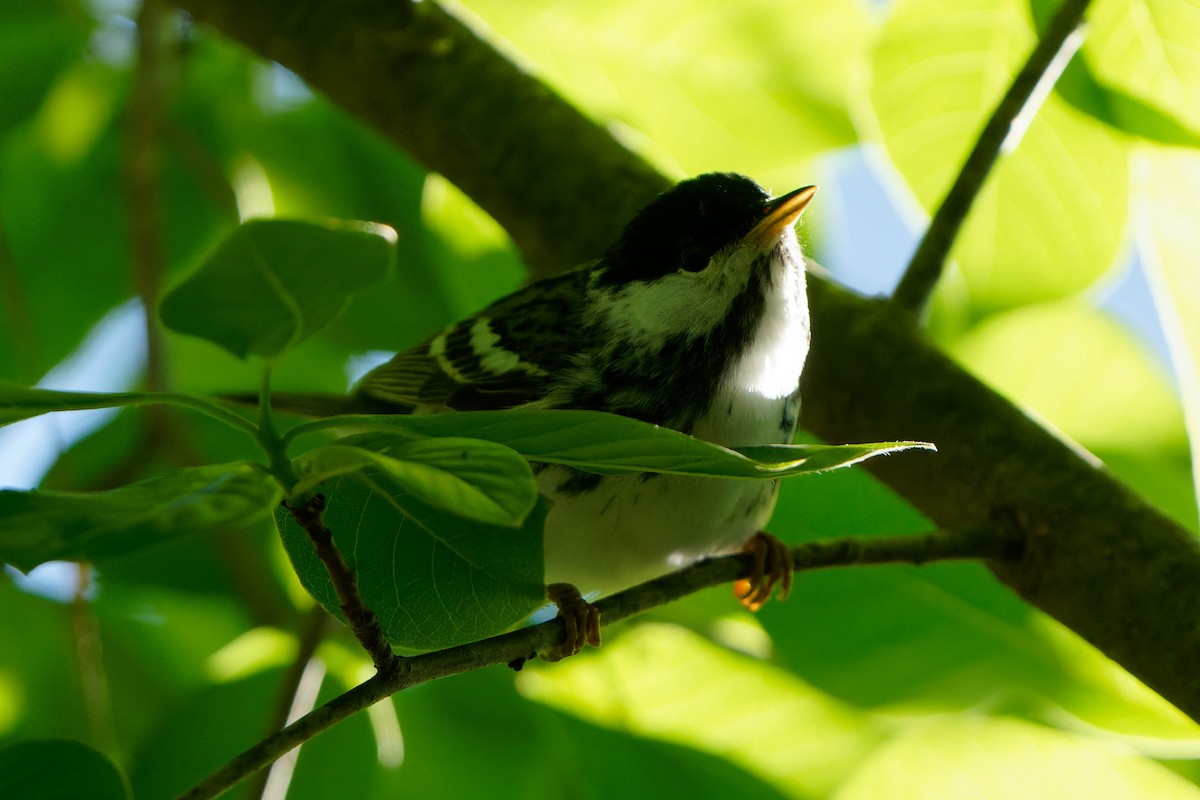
[677,243,709,273]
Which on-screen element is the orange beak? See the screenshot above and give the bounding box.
[744,185,818,245]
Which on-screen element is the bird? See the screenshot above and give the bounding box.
[347,172,817,660]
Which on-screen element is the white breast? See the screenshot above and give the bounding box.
[542,237,809,596]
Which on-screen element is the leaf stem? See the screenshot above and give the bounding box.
[257,368,294,487]
[2,386,261,438]
[259,370,396,675]
[175,526,1017,800]
[282,494,399,673]
[2,385,261,440]
[890,0,1093,315]
[69,565,116,756]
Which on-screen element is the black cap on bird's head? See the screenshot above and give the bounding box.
[600,172,817,286]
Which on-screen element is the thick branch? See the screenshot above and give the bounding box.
[176,531,999,800]
[175,0,1200,721]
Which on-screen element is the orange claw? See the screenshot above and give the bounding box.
[734,531,794,612]
[543,583,601,662]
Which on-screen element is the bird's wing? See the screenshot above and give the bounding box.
[354,267,592,414]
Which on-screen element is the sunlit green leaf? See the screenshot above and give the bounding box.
[293,437,537,527]
[0,739,130,800]
[1138,144,1200,520]
[459,0,866,181]
[836,716,1200,799]
[1084,0,1200,135]
[766,477,1096,713]
[419,174,526,319]
[159,218,397,360]
[0,462,281,572]
[1053,58,1200,146]
[518,623,878,798]
[949,302,1187,452]
[276,475,547,651]
[1022,612,1200,740]
[291,409,933,479]
[867,0,1129,308]
[762,562,1067,708]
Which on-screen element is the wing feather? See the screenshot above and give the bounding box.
[354,266,593,414]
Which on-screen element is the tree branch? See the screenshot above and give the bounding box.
[890,0,1093,314]
[124,0,175,392]
[69,565,116,756]
[176,0,1200,723]
[175,529,1003,800]
[283,495,397,673]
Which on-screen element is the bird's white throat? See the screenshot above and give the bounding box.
[729,234,809,401]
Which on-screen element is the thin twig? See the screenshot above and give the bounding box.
[891,0,1092,314]
[175,526,1016,800]
[124,0,174,392]
[283,495,398,673]
[69,565,117,756]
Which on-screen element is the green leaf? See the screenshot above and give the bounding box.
[463,0,866,181]
[1,74,232,383]
[124,669,377,800]
[0,739,130,800]
[0,462,282,572]
[948,302,1187,452]
[1083,0,1200,136]
[770,474,1200,737]
[245,103,468,347]
[293,437,538,527]
[764,562,1065,708]
[867,0,1129,309]
[0,3,89,136]
[518,623,877,798]
[1,126,131,383]
[293,409,933,479]
[1054,57,1200,147]
[159,218,396,361]
[836,716,1200,799]
[277,475,547,651]
[1139,145,1200,521]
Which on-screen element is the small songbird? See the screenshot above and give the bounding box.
[352,172,817,659]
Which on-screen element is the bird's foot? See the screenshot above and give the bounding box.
[542,582,601,662]
[734,531,794,612]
